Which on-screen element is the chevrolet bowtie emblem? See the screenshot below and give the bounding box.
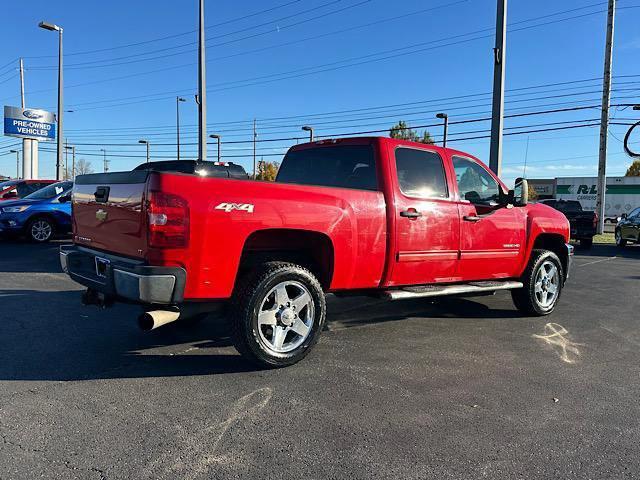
[96,209,108,222]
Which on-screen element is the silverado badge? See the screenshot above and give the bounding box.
[96,209,108,222]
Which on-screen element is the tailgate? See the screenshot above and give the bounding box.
[72,170,150,258]
[568,213,595,230]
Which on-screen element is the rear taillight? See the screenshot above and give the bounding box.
[593,212,599,228]
[147,191,189,248]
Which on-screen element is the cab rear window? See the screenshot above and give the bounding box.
[277,145,378,191]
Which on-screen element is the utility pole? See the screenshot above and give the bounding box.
[253,119,257,179]
[64,139,68,179]
[197,0,207,161]
[101,149,108,172]
[489,0,507,175]
[176,97,186,161]
[523,135,530,178]
[596,0,616,234]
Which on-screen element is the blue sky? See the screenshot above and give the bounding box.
[0,0,639,185]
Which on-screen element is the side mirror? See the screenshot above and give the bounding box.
[58,194,72,203]
[512,177,529,206]
[621,213,628,220]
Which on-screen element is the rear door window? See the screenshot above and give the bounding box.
[277,145,378,191]
[394,148,448,198]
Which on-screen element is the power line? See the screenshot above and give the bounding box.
[28,0,607,71]
[36,103,637,150]
[58,75,637,135]
[61,89,640,142]
[6,2,627,107]
[28,0,369,68]
[24,0,305,59]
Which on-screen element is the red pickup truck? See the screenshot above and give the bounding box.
[60,137,572,367]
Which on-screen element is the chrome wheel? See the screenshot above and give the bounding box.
[31,220,52,242]
[534,260,559,309]
[257,280,314,354]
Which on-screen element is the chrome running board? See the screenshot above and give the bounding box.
[381,280,524,301]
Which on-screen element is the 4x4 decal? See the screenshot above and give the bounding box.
[214,202,255,213]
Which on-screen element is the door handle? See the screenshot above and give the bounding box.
[400,210,422,219]
[463,215,481,222]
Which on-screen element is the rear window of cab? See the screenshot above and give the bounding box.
[277,145,378,191]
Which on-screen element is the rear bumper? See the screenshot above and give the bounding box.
[565,243,574,281]
[60,244,186,305]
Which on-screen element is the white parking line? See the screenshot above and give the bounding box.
[576,256,617,267]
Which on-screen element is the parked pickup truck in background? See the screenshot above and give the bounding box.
[538,199,597,248]
[61,137,573,367]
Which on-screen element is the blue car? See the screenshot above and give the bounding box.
[0,181,73,242]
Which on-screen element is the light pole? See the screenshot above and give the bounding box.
[139,140,150,163]
[209,134,221,162]
[38,21,63,181]
[9,150,20,179]
[176,97,186,161]
[64,145,75,179]
[302,125,314,142]
[436,113,449,148]
[101,148,108,172]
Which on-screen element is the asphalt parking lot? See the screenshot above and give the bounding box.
[1,240,639,479]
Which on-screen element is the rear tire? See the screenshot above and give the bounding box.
[615,229,627,248]
[27,217,54,243]
[230,262,326,368]
[511,249,563,316]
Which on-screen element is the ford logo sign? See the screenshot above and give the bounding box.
[23,110,43,120]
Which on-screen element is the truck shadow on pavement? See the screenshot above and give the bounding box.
[0,289,519,382]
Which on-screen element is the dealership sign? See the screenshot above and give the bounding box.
[3,106,56,141]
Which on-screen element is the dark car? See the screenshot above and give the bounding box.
[539,199,597,248]
[615,207,640,247]
[0,179,57,201]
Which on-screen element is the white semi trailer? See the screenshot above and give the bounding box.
[555,176,640,223]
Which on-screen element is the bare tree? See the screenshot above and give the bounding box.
[75,159,94,176]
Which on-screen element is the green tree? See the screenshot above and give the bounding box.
[389,120,434,144]
[625,160,640,176]
[256,160,280,181]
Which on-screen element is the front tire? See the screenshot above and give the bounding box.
[27,217,54,243]
[512,249,563,316]
[615,229,627,248]
[230,262,326,368]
